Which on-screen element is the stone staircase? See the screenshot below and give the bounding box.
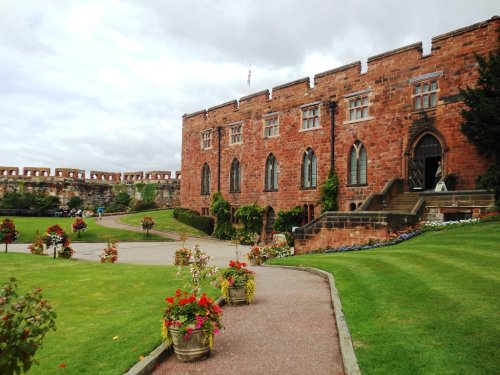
[385,192,421,213]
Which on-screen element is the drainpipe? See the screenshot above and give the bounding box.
[329,101,337,172]
[217,126,222,192]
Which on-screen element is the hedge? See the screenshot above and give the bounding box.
[173,208,214,235]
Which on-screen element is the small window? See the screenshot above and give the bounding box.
[201,207,210,216]
[413,80,438,110]
[229,124,242,145]
[265,154,278,191]
[349,141,367,185]
[301,105,320,130]
[230,158,241,192]
[302,204,315,224]
[201,130,212,150]
[230,206,240,224]
[201,163,210,195]
[264,115,279,137]
[347,95,370,121]
[301,147,317,189]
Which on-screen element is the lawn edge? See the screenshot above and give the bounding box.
[264,264,361,375]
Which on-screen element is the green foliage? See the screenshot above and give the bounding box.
[210,193,234,239]
[112,183,129,194]
[320,170,339,212]
[274,205,303,232]
[133,200,157,211]
[173,208,214,235]
[0,277,57,375]
[67,196,83,210]
[115,192,131,207]
[235,202,264,234]
[105,202,128,213]
[461,46,500,206]
[135,183,158,204]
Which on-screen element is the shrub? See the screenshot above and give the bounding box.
[174,248,192,266]
[0,277,57,375]
[105,203,128,213]
[320,170,339,212]
[67,196,83,210]
[173,208,214,235]
[274,206,303,232]
[28,231,45,255]
[235,203,264,234]
[210,193,234,240]
[100,240,118,263]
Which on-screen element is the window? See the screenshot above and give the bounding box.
[301,105,320,130]
[302,204,315,224]
[201,130,212,150]
[264,115,279,137]
[349,141,367,185]
[230,158,241,192]
[201,163,210,195]
[265,153,278,191]
[347,96,370,121]
[413,80,438,110]
[301,147,317,189]
[201,207,210,216]
[229,124,242,145]
[230,206,240,224]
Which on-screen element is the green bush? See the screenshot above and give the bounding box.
[173,208,214,235]
[67,196,83,210]
[0,278,57,375]
[320,170,339,212]
[235,202,264,234]
[210,193,234,240]
[105,203,128,213]
[274,205,303,232]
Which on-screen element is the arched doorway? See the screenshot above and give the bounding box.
[409,134,442,190]
[265,206,275,235]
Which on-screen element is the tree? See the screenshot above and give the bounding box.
[0,219,19,253]
[460,44,500,206]
[67,196,83,210]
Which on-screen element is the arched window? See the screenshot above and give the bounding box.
[201,163,210,195]
[230,158,241,192]
[302,147,317,188]
[265,154,278,191]
[349,141,367,185]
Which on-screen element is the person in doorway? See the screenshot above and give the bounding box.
[434,161,442,188]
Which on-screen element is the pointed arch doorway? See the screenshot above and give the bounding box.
[409,134,443,190]
[265,206,275,236]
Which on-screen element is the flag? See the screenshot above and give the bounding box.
[247,65,251,86]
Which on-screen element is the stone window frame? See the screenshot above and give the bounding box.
[263,112,280,138]
[201,207,210,216]
[229,158,241,193]
[300,101,321,131]
[343,89,374,124]
[201,162,211,195]
[348,140,367,186]
[410,71,442,112]
[264,153,278,192]
[201,129,213,150]
[301,147,317,189]
[228,122,243,145]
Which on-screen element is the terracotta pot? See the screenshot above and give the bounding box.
[168,327,211,362]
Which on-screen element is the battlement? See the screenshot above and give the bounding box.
[0,166,181,184]
[183,16,499,122]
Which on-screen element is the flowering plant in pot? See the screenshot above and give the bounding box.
[28,231,45,255]
[162,244,221,362]
[0,218,19,253]
[161,290,222,362]
[140,216,155,236]
[43,224,73,259]
[246,245,266,265]
[217,260,256,304]
[99,240,118,263]
[174,233,191,266]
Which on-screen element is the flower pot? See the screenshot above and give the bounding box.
[226,285,247,305]
[168,327,211,362]
[248,257,260,266]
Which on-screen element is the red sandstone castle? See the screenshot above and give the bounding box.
[181,17,499,252]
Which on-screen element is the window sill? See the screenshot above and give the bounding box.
[263,134,280,139]
[200,192,211,196]
[300,186,317,190]
[229,142,242,146]
[411,107,437,115]
[263,189,278,192]
[343,116,374,125]
[299,126,322,133]
[229,190,241,194]
[201,147,213,151]
[346,183,368,187]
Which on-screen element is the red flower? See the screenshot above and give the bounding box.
[59,363,66,368]
[166,297,174,304]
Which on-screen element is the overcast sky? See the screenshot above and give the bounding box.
[1,0,498,177]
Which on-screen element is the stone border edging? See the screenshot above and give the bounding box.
[263,264,361,375]
[124,296,225,375]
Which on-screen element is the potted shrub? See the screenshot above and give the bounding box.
[161,290,222,362]
[43,224,72,259]
[0,218,19,253]
[140,217,155,237]
[174,233,192,266]
[218,260,256,304]
[71,218,87,239]
[27,231,45,255]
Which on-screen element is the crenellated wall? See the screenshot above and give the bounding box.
[181,16,499,236]
[0,166,181,209]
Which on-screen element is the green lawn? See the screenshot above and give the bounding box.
[0,253,219,374]
[119,209,209,238]
[0,216,167,243]
[270,221,500,375]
